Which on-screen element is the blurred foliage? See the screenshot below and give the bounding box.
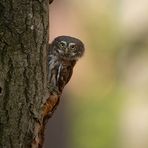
[70,90,122,148]
[50,0,148,148]
[65,1,123,148]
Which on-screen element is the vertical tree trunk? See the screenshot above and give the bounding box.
[0,0,58,147]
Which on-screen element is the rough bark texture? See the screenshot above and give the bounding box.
[0,0,59,147]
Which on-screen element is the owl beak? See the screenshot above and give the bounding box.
[65,48,68,53]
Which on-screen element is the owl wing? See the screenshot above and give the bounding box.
[65,61,76,84]
[58,60,76,91]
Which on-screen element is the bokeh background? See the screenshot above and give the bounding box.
[44,0,148,148]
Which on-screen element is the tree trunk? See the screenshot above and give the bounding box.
[0,0,58,147]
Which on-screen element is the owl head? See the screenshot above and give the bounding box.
[51,36,85,60]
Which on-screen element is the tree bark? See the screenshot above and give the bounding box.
[0,0,58,147]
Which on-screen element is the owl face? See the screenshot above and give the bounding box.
[51,36,85,60]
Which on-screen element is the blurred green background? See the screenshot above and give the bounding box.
[44,0,148,148]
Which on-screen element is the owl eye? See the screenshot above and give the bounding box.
[60,41,67,47]
[70,45,75,49]
[69,43,76,49]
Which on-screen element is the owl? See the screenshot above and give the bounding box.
[48,36,85,93]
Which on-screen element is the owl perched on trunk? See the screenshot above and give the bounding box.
[48,36,85,93]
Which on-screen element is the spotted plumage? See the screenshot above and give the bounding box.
[48,36,85,93]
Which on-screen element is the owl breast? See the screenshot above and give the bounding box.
[48,54,76,92]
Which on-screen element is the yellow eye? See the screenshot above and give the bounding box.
[60,41,67,47]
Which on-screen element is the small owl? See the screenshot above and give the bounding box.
[48,36,85,93]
